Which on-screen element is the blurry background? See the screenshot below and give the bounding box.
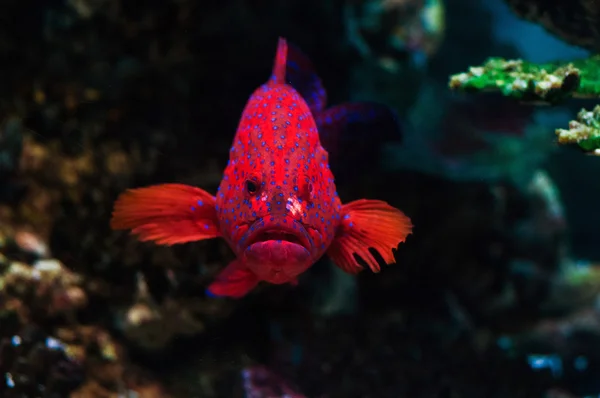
[0,0,599,397]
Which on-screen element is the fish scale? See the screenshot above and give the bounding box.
[219,81,340,258]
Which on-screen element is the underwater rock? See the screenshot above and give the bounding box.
[540,260,600,316]
[0,227,87,322]
[0,118,23,176]
[499,298,600,396]
[0,326,85,397]
[0,213,175,397]
[119,272,207,351]
[343,0,440,121]
[308,260,358,317]
[345,0,446,70]
[503,0,600,51]
[242,365,307,398]
[56,324,170,397]
[546,389,579,398]
[0,118,24,200]
[354,168,578,332]
[279,313,551,397]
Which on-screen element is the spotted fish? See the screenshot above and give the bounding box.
[110,37,413,298]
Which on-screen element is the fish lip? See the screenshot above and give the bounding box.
[244,219,311,251]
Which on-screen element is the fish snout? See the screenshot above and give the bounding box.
[268,190,289,215]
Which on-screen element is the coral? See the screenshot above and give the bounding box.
[555,105,600,154]
[447,53,600,154]
[0,227,87,322]
[448,57,600,104]
[446,1,600,155]
[0,222,172,397]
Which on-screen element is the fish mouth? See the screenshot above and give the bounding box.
[241,218,313,283]
[244,221,311,250]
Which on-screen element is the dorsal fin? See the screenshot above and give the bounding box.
[269,37,403,184]
[270,37,288,85]
[285,40,327,114]
[270,37,327,114]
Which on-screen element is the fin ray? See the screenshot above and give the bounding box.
[271,37,288,85]
[327,199,412,274]
[206,259,260,298]
[110,183,220,245]
[285,40,327,113]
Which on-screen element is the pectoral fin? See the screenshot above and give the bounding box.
[327,199,412,274]
[110,183,220,245]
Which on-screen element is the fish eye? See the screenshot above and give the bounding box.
[246,179,258,195]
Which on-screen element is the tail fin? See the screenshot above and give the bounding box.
[271,37,288,85]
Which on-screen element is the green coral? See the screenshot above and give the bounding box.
[556,105,600,154]
[449,56,600,104]
[449,55,600,153]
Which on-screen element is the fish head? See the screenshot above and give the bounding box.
[216,86,342,284]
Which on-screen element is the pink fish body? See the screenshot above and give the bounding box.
[110,37,412,298]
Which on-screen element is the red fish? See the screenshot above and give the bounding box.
[110,37,413,298]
